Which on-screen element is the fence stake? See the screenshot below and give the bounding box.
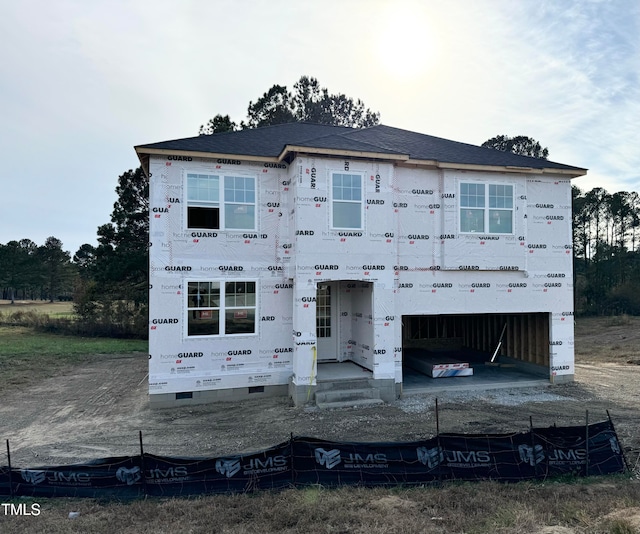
[585,410,590,477]
[139,431,148,497]
[607,410,630,472]
[529,416,538,480]
[290,433,295,488]
[435,399,443,483]
[6,439,13,498]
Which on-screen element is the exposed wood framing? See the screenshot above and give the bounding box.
[280,145,410,163]
[402,313,550,367]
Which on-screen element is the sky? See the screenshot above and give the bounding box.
[1,0,639,255]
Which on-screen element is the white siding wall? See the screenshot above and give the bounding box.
[148,153,575,397]
[148,155,294,395]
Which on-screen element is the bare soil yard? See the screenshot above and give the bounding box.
[1,316,640,470]
[2,316,640,533]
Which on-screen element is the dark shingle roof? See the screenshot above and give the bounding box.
[291,133,405,155]
[137,123,350,158]
[136,122,585,173]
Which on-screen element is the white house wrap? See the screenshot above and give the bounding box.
[136,123,585,408]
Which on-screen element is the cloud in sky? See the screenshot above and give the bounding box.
[1,0,638,254]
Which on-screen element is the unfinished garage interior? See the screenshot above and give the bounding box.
[401,313,551,392]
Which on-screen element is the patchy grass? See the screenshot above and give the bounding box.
[2,478,640,533]
[574,316,640,364]
[0,299,147,339]
[605,314,632,327]
[0,300,76,318]
[0,326,147,356]
[0,326,147,388]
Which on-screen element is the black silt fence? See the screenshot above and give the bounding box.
[292,422,625,487]
[0,420,626,499]
[8,456,144,499]
[143,441,292,496]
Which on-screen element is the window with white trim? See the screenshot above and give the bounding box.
[331,172,363,229]
[186,173,256,230]
[187,280,256,336]
[460,183,513,233]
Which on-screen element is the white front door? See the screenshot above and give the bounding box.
[316,282,338,361]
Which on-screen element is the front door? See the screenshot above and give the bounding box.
[316,282,338,361]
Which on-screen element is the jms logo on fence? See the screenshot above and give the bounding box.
[314,448,387,469]
[548,448,587,465]
[518,444,545,466]
[215,458,241,478]
[343,452,387,469]
[116,466,142,485]
[417,446,444,469]
[20,469,91,486]
[609,436,621,454]
[215,456,288,478]
[417,448,490,468]
[243,456,288,475]
[146,466,189,483]
[20,470,47,485]
[523,440,601,468]
[446,450,491,466]
[314,448,342,469]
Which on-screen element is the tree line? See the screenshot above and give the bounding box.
[0,168,148,337]
[572,187,640,314]
[481,135,640,313]
[0,237,75,303]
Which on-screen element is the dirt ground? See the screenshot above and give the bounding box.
[1,316,640,471]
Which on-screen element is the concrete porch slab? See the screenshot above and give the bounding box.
[317,361,373,381]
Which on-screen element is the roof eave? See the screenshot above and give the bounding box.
[135,145,587,180]
[404,159,587,178]
[134,146,283,177]
[278,144,410,163]
[135,150,150,177]
[135,146,282,162]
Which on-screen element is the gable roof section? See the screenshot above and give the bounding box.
[137,123,350,158]
[345,126,583,171]
[135,122,586,177]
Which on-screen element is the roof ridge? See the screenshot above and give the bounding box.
[370,124,560,164]
[136,121,586,174]
[291,129,407,155]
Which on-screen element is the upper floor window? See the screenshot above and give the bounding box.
[186,173,255,230]
[460,183,513,234]
[331,172,363,229]
[224,176,255,229]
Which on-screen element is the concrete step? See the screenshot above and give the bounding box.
[315,387,381,404]
[316,379,372,392]
[316,398,386,410]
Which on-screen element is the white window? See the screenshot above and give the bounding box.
[186,280,256,337]
[224,176,256,229]
[460,183,513,234]
[186,173,255,230]
[331,172,363,229]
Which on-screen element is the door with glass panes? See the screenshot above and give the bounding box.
[316,282,338,361]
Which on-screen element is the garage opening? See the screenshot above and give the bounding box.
[402,313,550,389]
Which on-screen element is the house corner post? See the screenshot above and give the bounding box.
[289,280,318,406]
[371,281,396,402]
